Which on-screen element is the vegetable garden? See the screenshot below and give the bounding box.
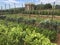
[0,15,59,45]
[0,1,60,45]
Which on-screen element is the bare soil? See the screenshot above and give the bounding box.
[57,33,60,45]
[19,14,60,20]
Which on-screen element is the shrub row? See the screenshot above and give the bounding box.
[39,19,60,30]
[0,15,60,34]
[0,15,60,31]
[22,10,60,15]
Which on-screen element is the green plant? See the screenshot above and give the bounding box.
[0,21,57,45]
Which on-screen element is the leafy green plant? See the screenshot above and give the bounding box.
[0,21,57,45]
[25,19,36,25]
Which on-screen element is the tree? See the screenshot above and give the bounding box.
[34,4,44,10]
[55,5,60,9]
[44,3,52,9]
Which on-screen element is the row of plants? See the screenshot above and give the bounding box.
[22,10,60,15]
[0,15,36,25]
[39,19,58,30]
[0,15,58,33]
[0,15,60,31]
[0,20,57,45]
[0,17,57,41]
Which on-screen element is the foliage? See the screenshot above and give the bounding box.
[22,10,60,15]
[24,30,56,45]
[17,17,24,23]
[39,19,58,30]
[34,3,52,10]
[25,19,36,25]
[0,15,6,20]
[6,17,17,22]
[44,4,52,9]
[0,20,57,45]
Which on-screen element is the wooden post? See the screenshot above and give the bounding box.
[5,4,6,14]
[9,4,11,14]
[14,3,16,14]
[51,2,55,21]
[1,6,3,15]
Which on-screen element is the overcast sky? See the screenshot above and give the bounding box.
[0,0,60,9]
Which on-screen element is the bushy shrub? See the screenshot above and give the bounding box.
[17,17,24,23]
[39,19,58,30]
[6,17,17,22]
[25,19,36,25]
[0,15,6,20]
[22,10,60,15]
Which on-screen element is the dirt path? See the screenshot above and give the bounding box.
[57,33,60,45]
[19,14,60,20]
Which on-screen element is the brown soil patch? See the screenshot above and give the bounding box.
[19,14,60,20]
[57,33,60,45]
